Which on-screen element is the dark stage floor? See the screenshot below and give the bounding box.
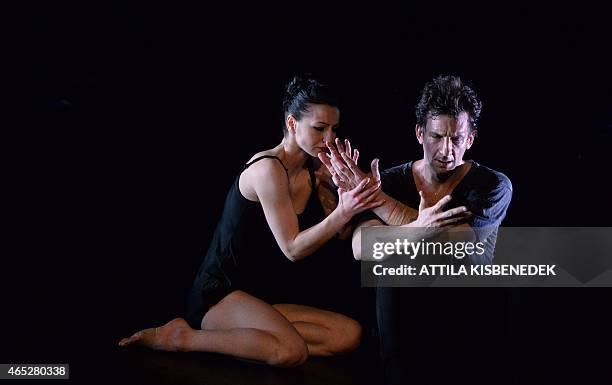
[113,339,382,385]
[106,288,612,385]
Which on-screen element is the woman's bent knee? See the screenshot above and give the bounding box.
[329,319,362,355]
[268,339,308,368]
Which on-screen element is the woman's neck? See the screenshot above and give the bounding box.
[276,137,310,177]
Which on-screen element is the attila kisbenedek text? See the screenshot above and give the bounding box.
[370,239,557,277]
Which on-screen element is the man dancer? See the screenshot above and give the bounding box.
[321,74,512,384]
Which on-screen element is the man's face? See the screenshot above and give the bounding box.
[416,112,475,176]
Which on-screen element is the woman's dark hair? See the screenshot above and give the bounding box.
[415,75,482,134]
[282,75,339,132]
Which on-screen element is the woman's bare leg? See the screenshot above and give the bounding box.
[273,303,362,356]
[118,290,308,367]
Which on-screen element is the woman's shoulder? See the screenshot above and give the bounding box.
[242,149,288,182]
[239,149,288,201]
[245,149,281,164]
[244,148,287,171]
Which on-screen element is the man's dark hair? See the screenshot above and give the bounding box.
[415,75,482,134]
[282,75,339,133]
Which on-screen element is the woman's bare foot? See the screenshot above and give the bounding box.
[118,318,193,352]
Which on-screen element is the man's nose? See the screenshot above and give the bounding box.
[441,137,452,156]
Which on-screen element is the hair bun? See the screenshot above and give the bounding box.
[281,74,338,128]
[285,75,315,97]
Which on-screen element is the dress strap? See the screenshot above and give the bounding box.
[244,155,289,175]
[245,155,316,190]
[306,157,317,190]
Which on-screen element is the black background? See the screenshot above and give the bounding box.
[5,2,612,383]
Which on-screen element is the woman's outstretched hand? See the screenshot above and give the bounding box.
[336,177,385,221]
[317,138,380,191]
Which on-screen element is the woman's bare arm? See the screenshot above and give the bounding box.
[247,158,383,261]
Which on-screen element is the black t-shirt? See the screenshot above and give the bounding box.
[359,160,512,264]
[371,161,513,381]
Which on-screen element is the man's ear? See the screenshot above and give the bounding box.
[416,124,424,144]
[466,131,475,150]
[286,115,297,135]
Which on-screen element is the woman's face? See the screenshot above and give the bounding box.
[290,103,340,157]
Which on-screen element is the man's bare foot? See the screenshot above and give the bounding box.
[118,318,193,352]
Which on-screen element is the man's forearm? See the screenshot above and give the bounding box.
[351,219,384,260]
[372,191,418,225]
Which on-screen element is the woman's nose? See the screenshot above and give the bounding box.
[324,130,335,143]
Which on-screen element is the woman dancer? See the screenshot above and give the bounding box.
[118,76,383,367]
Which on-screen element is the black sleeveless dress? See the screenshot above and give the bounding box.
[185,155,327,329]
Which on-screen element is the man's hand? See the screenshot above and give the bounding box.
[317,138,381,191]
[409,192,472,228]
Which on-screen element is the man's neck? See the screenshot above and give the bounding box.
[415,159,465,186]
